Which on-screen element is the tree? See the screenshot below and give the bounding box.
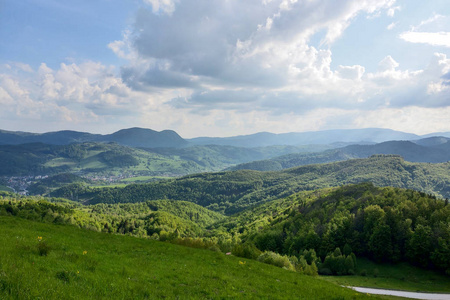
[407,224,432,267]
[368,224,393,262]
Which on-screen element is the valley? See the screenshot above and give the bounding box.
[0,127,449,299]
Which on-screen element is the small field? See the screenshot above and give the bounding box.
[0,185,13,192]
[0,216,380,299]
[321,258,450,293]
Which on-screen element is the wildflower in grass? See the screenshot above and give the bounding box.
[83,250,87,255]
[239,261,246,265]
[226,252,231,255]
[37,236,42,241]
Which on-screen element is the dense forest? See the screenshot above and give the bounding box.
[1,182,449,276]
[51,155,450,214]
[214,183,450,274]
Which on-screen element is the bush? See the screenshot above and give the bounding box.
[360,269,367,276]
[257,251,295,271]
[232,243,262,260]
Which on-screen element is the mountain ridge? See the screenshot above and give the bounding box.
[0,127,187,148]
[2,127,450,148]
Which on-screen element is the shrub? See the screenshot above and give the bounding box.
[232,243,262,259]
[257,251,295,271]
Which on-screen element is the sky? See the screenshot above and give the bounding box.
[0,0,449,138]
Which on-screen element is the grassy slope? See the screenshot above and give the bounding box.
[0,216,377,299]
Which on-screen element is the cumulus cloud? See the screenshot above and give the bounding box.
[2,0,450,136]
[112,0,400,114]
[0,61,167,130]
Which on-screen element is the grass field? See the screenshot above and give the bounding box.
[0,185,13,192]
[321,258,450,293]
[0,216,381,299]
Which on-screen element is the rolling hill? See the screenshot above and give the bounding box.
[0,142,205,177]
[54,155,450,214]
[230,140,450,171]
[0,215,377,299]
[188,128,421,147]
[0,127,187,148]
[0,142,330,178]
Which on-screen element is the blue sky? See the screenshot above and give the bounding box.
[0,0,449,137]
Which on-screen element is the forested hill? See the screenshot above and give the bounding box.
[230,140,450,171]
[0,127,187,148]
[211,183,450,274]
[54,155,450,214]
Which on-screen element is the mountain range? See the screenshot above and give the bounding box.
[230,138,450,171]
[2,127,450,148]
[0,128,187,148]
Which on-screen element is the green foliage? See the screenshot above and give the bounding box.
[0,216,377,299]
[65,155,450,214]
[257,251,295,271]
[218,183,450,273]
[231,243,262,260]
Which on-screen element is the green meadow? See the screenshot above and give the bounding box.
[0,215,378,299]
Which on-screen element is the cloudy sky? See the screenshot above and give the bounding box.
[1,0,449,137]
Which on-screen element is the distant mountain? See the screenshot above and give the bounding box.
[0,128,187,148]
[188,128,420,147]
[230,140,450,171]
[97,128,187,148]
[412,136,450,147]
[421,132,450,139]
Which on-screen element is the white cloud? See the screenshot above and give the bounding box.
[377,55,399,72]
[400,31,450,47]
[387,22,398,30]
[3,0,450,136]
[411,14,444,31]
[143,0,177,15]
[387,6,400,17]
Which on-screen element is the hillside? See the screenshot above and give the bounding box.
[0,142,208,177]
[210,183,450,274]
[0,216,376,299]
[54,155,450,214]
[1,185,449,295]
[231,140,450,171]
[0,128,187,148]
[0,141,335,179]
